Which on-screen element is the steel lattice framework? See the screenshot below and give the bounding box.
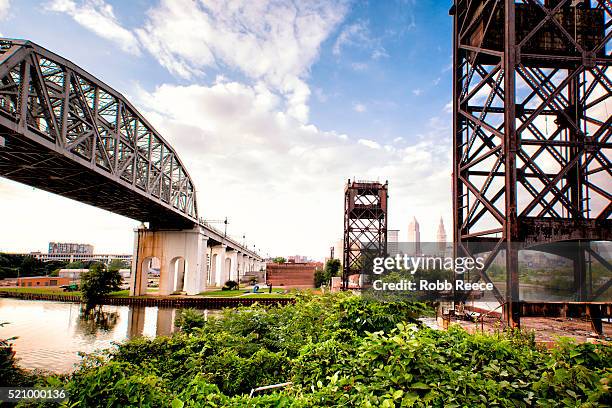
[452,0,611,329]
[0,39,197,228]
[343,180,388,290]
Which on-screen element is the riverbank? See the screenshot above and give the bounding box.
[0,288,295,308]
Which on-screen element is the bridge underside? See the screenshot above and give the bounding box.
[0,123,194,229]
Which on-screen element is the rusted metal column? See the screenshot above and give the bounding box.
[503,0,520,329]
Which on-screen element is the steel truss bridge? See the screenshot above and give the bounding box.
[0,38,197,229]
[0,38,259,259]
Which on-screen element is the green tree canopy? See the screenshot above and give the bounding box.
[108,258,129,272]
[314,259,342,287]
[272,257,286,264]
[80,263,122,306]
[65,261,86,269]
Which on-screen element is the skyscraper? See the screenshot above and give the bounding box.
[407,217,420,255]
[437,217,447,242]
[437,217,447,254]
[387,229,399,256]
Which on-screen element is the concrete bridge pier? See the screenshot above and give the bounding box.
[210,244,227,287]
[130,225,208,296]
[226,249,238,282]
[241,254,249,277]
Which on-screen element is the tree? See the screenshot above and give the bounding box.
[65,261,86,269]
[80,263,122,306]
[315,259,341,287]
[108,258,129,273]
[20,255,44,277]
[43,260,68,276]
[272,257,286,264]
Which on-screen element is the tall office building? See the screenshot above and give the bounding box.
[407,217,420,255]
[437,217,447,243]
[48,242,94,255]
[333,239,344,266]
[436,217,447,254]
[387,229,399,256]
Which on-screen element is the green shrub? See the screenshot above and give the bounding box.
[175,308,206,333]
[15,293,610,407]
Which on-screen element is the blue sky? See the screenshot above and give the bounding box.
[0,0,454,258]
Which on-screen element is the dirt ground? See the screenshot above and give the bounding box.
[452,316,610,345]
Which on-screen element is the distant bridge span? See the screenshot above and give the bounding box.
[0,38,262,293]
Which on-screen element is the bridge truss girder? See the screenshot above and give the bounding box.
[0,38,197,227]
[452,0,611,329]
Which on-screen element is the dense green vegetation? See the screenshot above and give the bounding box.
[314,258,341,287]
[0,254,129,282]
[0,253,68,280]
[4,294,611,407]
[80,263,122,305]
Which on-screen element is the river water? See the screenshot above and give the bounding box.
[0,298,212,373]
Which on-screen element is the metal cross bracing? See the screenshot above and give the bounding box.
[451,0,611,331]
[0,38,197,228]
[343,179,388,290]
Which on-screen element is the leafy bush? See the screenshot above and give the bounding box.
[222,280,239,290]
[15,293,612,407]
[80,263,122,305]
[175,308,206,333]
[314,258,341,287]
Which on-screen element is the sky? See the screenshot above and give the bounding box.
[0,0,454,259]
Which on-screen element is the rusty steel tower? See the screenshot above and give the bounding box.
[343,179,388,290]
[451,0,611,331]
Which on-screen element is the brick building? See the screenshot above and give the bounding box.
[17,276,71,287]
[265,262,322,289]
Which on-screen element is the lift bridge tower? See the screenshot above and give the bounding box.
[343,180,388,290]
[451,0,611,332]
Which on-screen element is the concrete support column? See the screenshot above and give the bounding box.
[198,237,209,293]
[130,225,207,296]
[235,251,242,279]
[130,226,148,296]
[210,245,227,287]
[227,250,238,282]
[242,254,249,277]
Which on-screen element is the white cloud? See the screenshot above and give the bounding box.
[351,62,368,71]
[45,0,140,55]
[333,20,369,55]
[412,88,423,96]
[358,139,380,149]
[444,101,452,113]
[371,48,389,59]
[128,81,452,257]
[0,179,137,254]
[0,0,10,20]
[314,87,328,103]
[135,0,348,123]
[333,19,388,60]
[353,102,366,113]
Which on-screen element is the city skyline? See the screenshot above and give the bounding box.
[0,1,454,258]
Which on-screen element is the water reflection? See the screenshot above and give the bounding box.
[0,298,209,373]
[77,306,119,337]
